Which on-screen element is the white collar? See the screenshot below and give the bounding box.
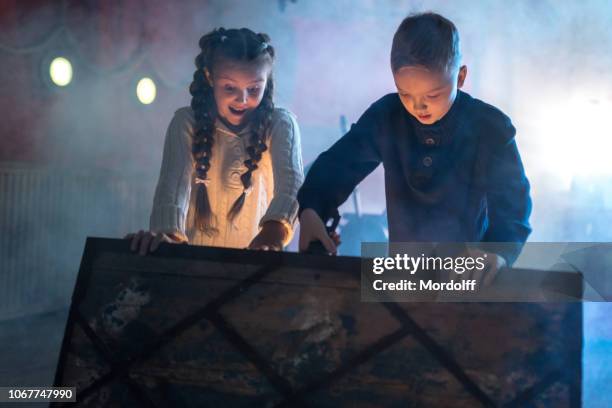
[214,119,251,137]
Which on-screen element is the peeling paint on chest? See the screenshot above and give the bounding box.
[92,278,151,337]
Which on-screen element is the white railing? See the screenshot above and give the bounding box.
[0,162,153,320]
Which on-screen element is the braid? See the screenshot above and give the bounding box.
[190,27,276,228]
[227,35,275,221]
[189,30,224,236]
[227,79,274,221]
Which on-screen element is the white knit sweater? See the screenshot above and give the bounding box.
[149,106,304,249]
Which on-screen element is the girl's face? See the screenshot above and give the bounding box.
[207,60,271,127]
[393,64,467,125]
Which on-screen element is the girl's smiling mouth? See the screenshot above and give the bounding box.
[229,106,247,116]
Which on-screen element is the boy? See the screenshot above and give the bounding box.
[297,12,532,271]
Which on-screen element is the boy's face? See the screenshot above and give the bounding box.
[393,65,467,125]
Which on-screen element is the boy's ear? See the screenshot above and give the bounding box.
[457,65,467,88]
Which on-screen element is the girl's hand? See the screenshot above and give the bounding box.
[248,221,288,251]
[298,209,337,254]
[124,230,185,256]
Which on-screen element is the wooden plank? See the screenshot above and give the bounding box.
[54,238,582,407]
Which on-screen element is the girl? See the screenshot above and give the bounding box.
[128,27,304,254]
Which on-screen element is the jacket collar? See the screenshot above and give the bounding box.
[410,90,466,147]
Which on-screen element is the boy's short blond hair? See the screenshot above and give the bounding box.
[391,12,462,74]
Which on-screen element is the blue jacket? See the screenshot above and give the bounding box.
[297,91,532,264]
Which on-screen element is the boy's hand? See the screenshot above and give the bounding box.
[248,221,288,251]
[299,208,338,254]
[460,248,506,287]
[124,230,185,256]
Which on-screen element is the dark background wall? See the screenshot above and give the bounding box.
[2,0,612,234]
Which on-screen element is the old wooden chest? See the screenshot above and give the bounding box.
[54,238,581,407]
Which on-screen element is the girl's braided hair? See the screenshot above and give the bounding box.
[189,27,275,236]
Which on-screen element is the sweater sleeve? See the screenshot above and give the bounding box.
[149,108,194,242]
[259,108,305,245]
[482,116,532,265]
[297,103,382,222]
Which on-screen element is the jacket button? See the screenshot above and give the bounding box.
[422,156,433,167]
[425,137,436,146]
